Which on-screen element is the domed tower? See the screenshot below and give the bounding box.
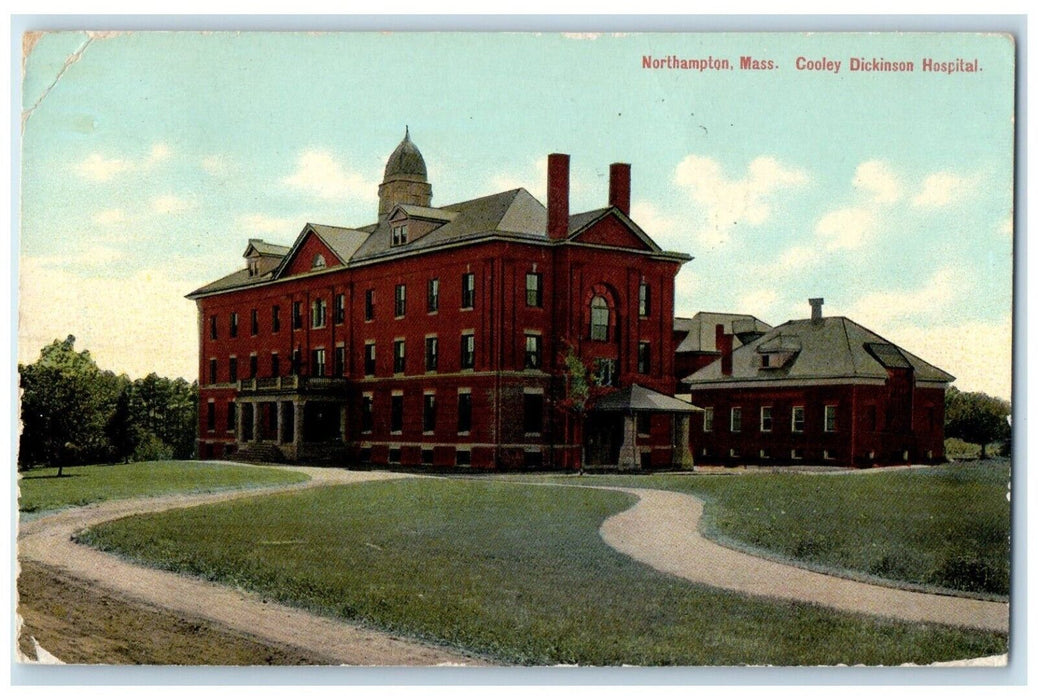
[378,127,432,218]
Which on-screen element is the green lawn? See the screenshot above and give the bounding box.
[503,460,1012,597]
[79,478,1006,666]
[18,461,309,514]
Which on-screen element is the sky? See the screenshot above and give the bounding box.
[18,31,1015,399]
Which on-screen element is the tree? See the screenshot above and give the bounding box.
[18,335,123,472]
[556,342,612,473]
[945,386,1012,459]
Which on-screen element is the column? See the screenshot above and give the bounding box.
[676,414,694,470]
[339,405,348,443]
[236,401,245,443]
[617,413,639,471]
[293,400,305,448]
[252,402,261,443]
[276,401,285,445]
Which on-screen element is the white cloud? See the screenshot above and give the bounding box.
[201,154,229,176]
[736,288,779,319]
[884,318,1012,401]
[844,267,960,326]
[630,200,677,238]
[673,154,808,247]
[19,257,198,380]
[1000,216,1014,237]
[148,143,171,164]
[815,206,875,250]
[150,194,190,215]
[75,153,132,182]
[852,160,901,204]
[283,150,376,201]
[92,208,126,225]
[754,244,824,278]
[237,213,300,236]
[911,172,973,208]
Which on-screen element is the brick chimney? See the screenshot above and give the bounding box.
[547,153,570,241]
[608,162,631,215]
[715,323,733,377]
[809,297,824,323]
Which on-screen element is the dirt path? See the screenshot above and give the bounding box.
[599,487,1010,633]
[17,467,483,666]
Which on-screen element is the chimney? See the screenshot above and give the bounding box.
[715,323,733,377]
[547,153,570,241]
[608,162,631,215]
[809,297,824,323]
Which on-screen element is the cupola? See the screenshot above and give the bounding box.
[378,127,432,218]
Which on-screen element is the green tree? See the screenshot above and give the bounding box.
[945,387,1012,459]
[18,335,122,473]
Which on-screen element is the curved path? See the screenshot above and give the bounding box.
[599,487,1009,633]
[18,467,483,666]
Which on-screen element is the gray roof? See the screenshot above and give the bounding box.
[188,268,274,297]
[684,316,955,386]
[383,129,427,180]
[245,239,290,257]
[593,383,703,413]
[675,311,773,353]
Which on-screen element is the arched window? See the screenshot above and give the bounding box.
[312,254,326,270]
[590,295,609,341]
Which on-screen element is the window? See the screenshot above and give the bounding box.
[425,336,439,372]
[209,315,217,340]
[730,407,742,433]
[423,393,436,433]
[639,281,651,317]
[526,272,542,307]
[311,298,327,328]
[392,224,408,246]
[292,348,301,375]
[638,341,651,374]
[395,284,406,317]
[271,305,280,333]
[825,405,838,432]
[229,357,238,383]
[760,406,773,432]
[250,309,259,336]
[390,394,403,433]
[461,273,475,309]
[460,332,475,370]
[394,340,406,374]
[594,358,617,387]
[271,353,279,376]
[761,354,771,368]
[364,342,376,376]
[361,394,373,433]
[590,296,609,341]
[207,401,215,431]
[209,358,217,384]
[312,253,326,269]
[311,348,326,377]
[334,346,345,376]
[524,334,542,369]
[249,354,258,379]
[229,312,238,338]
[457,392,472,433]
[427,278,439,312]
[334,294,345,324]
[791,448,803,460]
[364,289,375,321]
[792,406,805,433]
[523,393,543,434]
[227,401,236,433]
[703,407,714,432]
[292,301,303,330]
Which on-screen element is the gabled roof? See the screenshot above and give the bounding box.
[244,239,290,257]
[684,316,955,386]
[675,312,773,353]
[567,207,663,253]
[592,383,702,413]
[272,223,370,277]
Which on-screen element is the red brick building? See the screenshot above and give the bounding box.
[187,131,695,470]
[673,311,772,381]
[683,299,954,467]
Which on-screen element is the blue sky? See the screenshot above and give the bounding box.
[19,31,1015,398]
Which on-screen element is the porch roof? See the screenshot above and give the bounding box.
[591,383,703,414]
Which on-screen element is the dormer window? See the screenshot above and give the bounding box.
[392,224,409,246]
[312,254,326,270]
[247,258,259,277]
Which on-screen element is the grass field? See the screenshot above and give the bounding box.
[504,460,1011,597]
[79,478,1006,666]
[18,461,309,514]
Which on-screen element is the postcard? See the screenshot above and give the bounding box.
[16,29,1015,671]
